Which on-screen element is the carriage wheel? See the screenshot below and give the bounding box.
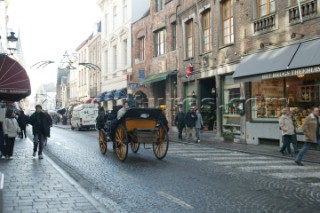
[114,124,128,162]
[130,142,140,153]
[153,124,169,160]
[99,130,107,155]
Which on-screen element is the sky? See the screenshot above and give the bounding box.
[7,0,100,95]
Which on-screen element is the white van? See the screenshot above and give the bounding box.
[70,103,99,131]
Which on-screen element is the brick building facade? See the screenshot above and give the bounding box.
[131,0,320,144]
[132,0,179,126]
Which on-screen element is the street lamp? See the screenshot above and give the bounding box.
[7,32,18,55]
[78,62,101,71]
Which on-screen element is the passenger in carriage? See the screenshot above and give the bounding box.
[117,101,130,120]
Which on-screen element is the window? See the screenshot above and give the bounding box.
[222,0,234,46]
[257,0,275,17]
[202,10,210,52]
[123,0,128,23]
[185,20,193,58]
[123,39,127,66]
[138,37,145,61]
[105,13,108,36]
[113,45,117,71]
[154,29,165,57]
[171,22,176,51]
[290,0,307,5]
[104,50,108,74]
[156,0,163,12]
[113,6,117,30]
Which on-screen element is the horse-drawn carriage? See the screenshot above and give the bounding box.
[96,107,169,162]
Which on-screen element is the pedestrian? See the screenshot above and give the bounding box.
[17,110,29,139]
[279,108,295,157]
[28,105,51,159]
[295,107,320,166]
[3,108,20,159]
[43,110,53,146]
[185,106,197,143]
[175,107,186,140]
[0,106,5,158]
[0,121,4,158]
[195,108,204,143]
[291,112,299,154]
[117,101,129,120]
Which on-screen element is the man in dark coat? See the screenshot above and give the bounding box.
[17,110,29,139]
[185,106,197,143]
[28,105,51,159]
[175,108,186,140]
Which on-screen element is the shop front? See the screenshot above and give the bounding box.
[221,75,242,139]
[233,38,320,145]
[141,70,177,127]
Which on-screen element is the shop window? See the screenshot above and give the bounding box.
[222,75,241,135]
[286,74,320,133]
[251,78,285,120]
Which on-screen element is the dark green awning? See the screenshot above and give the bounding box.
[142,70,177,85]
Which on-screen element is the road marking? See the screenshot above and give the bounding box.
[194,156,271,161]
[269,172,320,179]
[238,165,317,171]
[215,160,286,165]
[168,150,235,154]
[157,191,193,209]
[170,143,320,186]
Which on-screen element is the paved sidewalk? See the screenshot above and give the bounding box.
[0,138,108,213]
[168,131,320,165]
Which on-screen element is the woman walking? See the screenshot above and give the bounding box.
[279,108,295,157]
[3,109,20,159]
[195,108,204,143]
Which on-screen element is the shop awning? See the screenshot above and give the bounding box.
[0,54,31,101]
[142,70,177,85]
[233,44,300,80]
[104,90,116,101]
[114,88,127,100]
[288,38,320,69]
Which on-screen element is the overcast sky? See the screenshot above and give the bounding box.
[7,0,100,94]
